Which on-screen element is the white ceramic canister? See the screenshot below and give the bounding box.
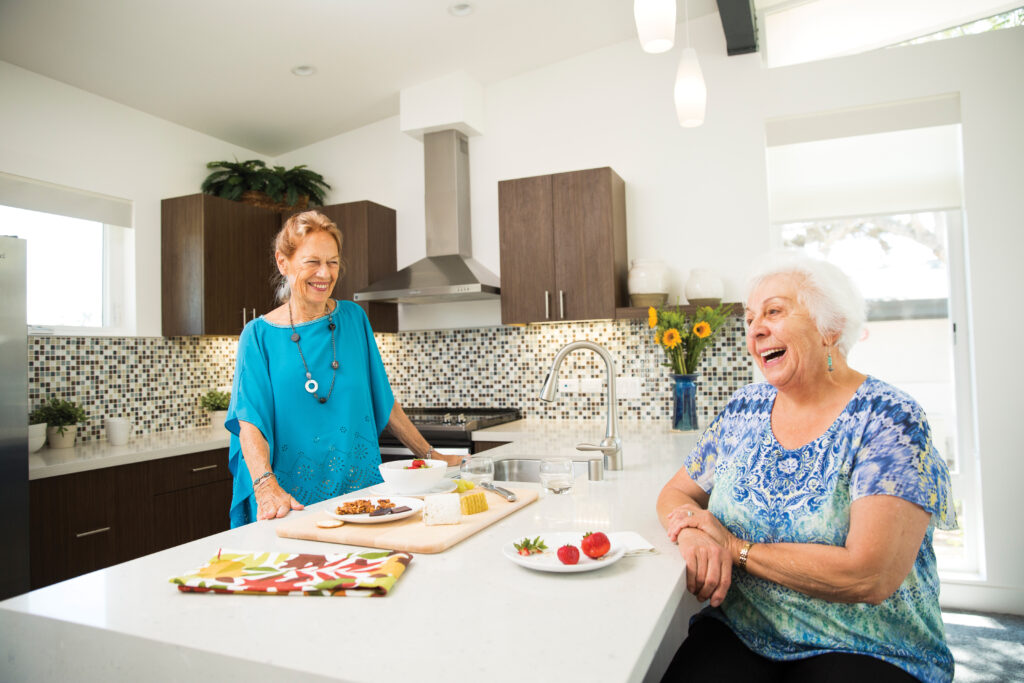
[685,268,724,305]
[627,259,667,295]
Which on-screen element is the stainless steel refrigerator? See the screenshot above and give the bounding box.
[0,236,30,599]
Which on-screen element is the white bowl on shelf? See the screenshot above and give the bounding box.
[378,459,448,494]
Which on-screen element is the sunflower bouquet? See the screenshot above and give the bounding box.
[649,303,733,376]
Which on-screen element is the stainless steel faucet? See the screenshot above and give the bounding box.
[539,340,622,473]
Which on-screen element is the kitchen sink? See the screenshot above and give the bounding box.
[492,459,593,482]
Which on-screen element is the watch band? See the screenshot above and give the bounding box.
[738,541,753,569]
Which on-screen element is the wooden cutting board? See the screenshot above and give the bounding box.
[275,487,538,554]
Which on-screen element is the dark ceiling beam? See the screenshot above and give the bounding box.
[716,0,759,55]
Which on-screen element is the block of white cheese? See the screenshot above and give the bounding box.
[422,493,461,526]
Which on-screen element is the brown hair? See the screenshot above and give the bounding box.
[272,210,346,302]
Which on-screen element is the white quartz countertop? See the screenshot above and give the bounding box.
[28,426,230,480]
[2,421,702,683]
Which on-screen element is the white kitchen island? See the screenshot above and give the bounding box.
[1,421,702,682]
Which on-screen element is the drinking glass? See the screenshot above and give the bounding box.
[460,456,494,485]
[539,458,574,495]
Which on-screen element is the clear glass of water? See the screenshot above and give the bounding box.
[460,456,494,485]
[539,458,574,495]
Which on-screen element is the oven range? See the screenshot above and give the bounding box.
[378,407,521,461]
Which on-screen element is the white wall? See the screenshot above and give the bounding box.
[281,22,1024,611]
[0,61,264,337]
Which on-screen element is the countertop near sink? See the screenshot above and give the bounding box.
[473,418,694,463]
[29,426,230,480]
[3,423,703,683]
[27,417,688,480]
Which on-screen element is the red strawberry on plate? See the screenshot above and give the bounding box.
[557,544,580,565]
[581,531,610,559]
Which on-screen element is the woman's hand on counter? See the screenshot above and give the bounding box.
[254,480,305,520]
[435,453,465,467]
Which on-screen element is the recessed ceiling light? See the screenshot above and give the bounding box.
[448,2,473,17]
[291,65,316,77]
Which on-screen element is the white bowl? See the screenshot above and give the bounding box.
[378,459,448,494]
[29,423,46,453]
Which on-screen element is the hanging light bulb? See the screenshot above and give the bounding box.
[674,0,705,127]
[674,48,706,127]
[634,0,675,54]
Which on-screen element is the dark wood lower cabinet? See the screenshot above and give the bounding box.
[153,480,232,549]
[29,449,231,590]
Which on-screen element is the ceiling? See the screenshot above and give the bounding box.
[0,0,721,156]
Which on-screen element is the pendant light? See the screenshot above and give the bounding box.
[673,0,706,127]
[634,0,676,54]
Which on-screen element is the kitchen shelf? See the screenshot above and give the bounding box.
[615,302,742,320]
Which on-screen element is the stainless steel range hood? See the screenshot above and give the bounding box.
[354,129,500,304]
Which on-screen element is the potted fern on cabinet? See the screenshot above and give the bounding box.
[200,160,331,212]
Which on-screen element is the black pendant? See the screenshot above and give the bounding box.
[331,361,340,369]
[291,332,300,342]
[328,322,336,331]
[318,396,327,404]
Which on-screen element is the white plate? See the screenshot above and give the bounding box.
[326,496,424,524]
[502,532,626,573]
[389,479,457,497]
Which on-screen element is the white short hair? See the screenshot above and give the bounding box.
[745,251,866,354]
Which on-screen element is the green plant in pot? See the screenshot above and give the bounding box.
[30,398,87,449]
[200,390,231,431]
[200,159,330,212]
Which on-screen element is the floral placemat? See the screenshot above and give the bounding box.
[169,548,413,596]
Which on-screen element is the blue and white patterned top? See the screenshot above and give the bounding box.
[686,377,957,682]
[225,300,395,528]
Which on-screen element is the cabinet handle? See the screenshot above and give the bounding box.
[192,464,218,472]
[242,308,247,327]
[251,308,256,321]
[76,526,111,538]
[544,291,550,320]
[559,290,565,319]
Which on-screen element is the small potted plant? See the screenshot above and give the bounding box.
[30,398,88,449]
[200,390,231,431]
[28,412,47,453]
[200,159,330,212]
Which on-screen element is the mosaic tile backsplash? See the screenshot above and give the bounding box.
[28,318,754,443]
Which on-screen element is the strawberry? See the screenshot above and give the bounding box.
[557,544,580,565]
[411,459,426,468]
[581,531,610,559]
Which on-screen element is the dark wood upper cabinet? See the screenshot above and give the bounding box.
[498,167,627,324]
[163,195,399,335]
[162,194,281,336]
[287,201,397,333]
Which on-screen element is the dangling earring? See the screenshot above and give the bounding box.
[827,351,834,373]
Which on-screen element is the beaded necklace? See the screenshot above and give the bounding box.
[287,300,339,404]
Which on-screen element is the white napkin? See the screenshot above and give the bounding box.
[609,531,658,556]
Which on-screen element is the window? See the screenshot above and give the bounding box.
[760,0,1023,68]
[0,173,133,335]
[765,102,982,575]
[777,211,978,572]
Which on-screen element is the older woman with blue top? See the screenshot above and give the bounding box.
[657,253,957,682]
[226,210,461,527]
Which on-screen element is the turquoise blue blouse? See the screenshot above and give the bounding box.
[225,300,394,528]
[686,377,957,682]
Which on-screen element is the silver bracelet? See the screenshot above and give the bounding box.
[252,471,275,489]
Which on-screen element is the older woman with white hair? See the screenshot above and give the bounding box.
[656,252,957,682]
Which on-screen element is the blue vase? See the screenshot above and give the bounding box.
[671,373,700,432]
